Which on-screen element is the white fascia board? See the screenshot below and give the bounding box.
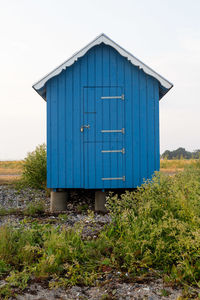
[33,33,173,93]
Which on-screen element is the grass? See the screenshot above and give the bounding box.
[160,159,197,170]
[0,201,46,217]
[0,175,21,185]
[23,201,46,216]
[0,161,200,298]
[0,207,20,216]
[0,161,23,170]
[0,161,23,185]
[0,161,23,174]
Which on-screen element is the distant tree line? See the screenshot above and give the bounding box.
[161,148,200,159]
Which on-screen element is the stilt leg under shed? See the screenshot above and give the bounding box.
[50,191,68,212]
[95,191,107,212]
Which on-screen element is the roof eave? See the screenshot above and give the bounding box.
[159,83,174,100]
[32,85,46,101]
[32,33,173,99]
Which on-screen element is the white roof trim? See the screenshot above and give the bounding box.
[33,33,173,94]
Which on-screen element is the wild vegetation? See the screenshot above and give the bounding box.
[0,161,23,174]
[0,161,200,298]
[0,161,23,185]
[160,158,198,170]
[0,201,46,217]
[0,144,46,187]
[17,144,47,190]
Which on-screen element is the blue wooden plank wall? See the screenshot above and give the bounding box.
[46,44,160,189]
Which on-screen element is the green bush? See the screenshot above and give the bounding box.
[105,166,200,286]
[20,144,47,189]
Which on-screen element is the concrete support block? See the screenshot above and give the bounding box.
[50,191,68,212]
[95,191,107,212]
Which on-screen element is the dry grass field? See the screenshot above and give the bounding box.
[0,161,23,184]
[160,158,197,169]
[0,160,23,174]
[160,159,197,175]
[0,159,197,185]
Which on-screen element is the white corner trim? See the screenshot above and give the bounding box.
[33,33,173,92]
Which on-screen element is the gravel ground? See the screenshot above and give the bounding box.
[0,186,111,239]
[14,279,182,300]
[0,185,186,299]
[0,278,183,300]
[0,185,47,210]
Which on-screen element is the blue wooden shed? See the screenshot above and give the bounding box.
[33,33,173,193]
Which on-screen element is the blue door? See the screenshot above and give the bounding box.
[83,87,125,189]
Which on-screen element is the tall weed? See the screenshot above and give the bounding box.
[105,166,200,285]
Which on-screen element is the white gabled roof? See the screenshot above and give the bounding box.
[33,33,173,99]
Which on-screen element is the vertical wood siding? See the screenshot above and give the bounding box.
[46,44,160,189]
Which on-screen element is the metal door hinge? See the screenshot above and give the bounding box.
[101,94,124,100]
[101,148,125,154]
[101,128,125,134]
[102,176,125,181]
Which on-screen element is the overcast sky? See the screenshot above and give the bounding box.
[0,0,200,160]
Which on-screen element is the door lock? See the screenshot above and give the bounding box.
[81,124,90,132]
